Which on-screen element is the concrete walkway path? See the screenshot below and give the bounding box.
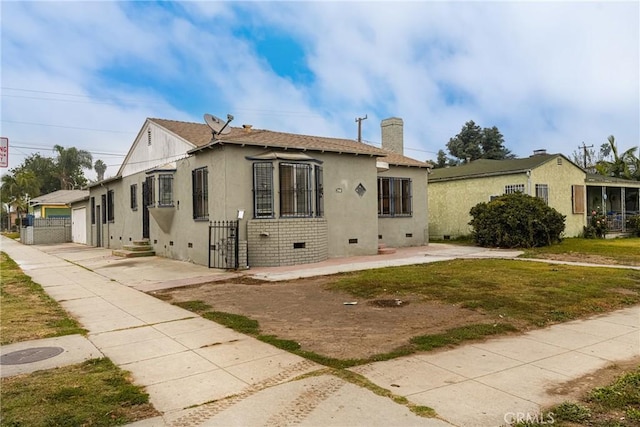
[1,237,638,427]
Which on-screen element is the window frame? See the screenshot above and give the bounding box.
[253,162,274,218]
[90,197,95,224]
[158,174,174,207]
[145,176,155,208]
[107,190,115,222]
[378,177,412,217]
[192,167,209,220]
[279,162,313,218]
[535,184,549,205]
[130,184,138,210]
[101,194,107,224]
[504,184,525,194]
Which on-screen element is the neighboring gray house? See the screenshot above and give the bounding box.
[22,189,89,245]
[87,116,430,268]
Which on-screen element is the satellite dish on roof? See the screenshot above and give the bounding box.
[204,113,233,136]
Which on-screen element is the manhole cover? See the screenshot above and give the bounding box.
[1,347,65,365]
[368,299,410,308]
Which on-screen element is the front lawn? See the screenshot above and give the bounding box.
[521,237,640,266]
[328,259,640,327]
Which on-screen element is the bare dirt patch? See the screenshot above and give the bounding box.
[548,356,640,400]
[156,276,500,360]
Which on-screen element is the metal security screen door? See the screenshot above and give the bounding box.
[208,220,239,269]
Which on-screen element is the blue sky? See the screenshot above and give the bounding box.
[1,1,638,181]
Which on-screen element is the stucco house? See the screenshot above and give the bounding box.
[87,116,429,268]
[428,151,589,239]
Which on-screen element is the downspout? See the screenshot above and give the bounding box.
[526,170,532,195]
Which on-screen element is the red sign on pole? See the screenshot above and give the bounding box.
[0,137,8,168]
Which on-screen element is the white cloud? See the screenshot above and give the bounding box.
[1,0,638,181]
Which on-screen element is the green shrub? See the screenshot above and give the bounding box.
[469,192,565,248]
[627,215,640,237]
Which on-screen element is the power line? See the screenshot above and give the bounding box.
[1,86,166,105]
[1,120,135,134]
[11,144,125,157]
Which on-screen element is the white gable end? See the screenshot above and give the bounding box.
[118,121,196,178]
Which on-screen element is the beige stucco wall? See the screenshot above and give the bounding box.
[529,157,586,237]
[377,166,429,247]
[429,156,588,240]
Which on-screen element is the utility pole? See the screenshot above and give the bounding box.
[355,115,368,142]
[579,142,594,170]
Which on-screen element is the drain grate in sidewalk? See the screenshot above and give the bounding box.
[1,347,64,365]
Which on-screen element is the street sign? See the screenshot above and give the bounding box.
[0,137,8,168]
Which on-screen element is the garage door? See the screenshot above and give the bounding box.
[72,207,87,244]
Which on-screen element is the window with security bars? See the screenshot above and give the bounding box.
[158,174,174,206]
[253,163,274,217]
[378,177,412,217]
[130,184,137,210]
[91,197,95,224]
[535,184,549,205]
[280,163,312,217]
[315,165,324,217]
[504,184,525,194]
[145,176,155,207]
[192,167,208,220]
[101,194,107,224]
[107,190,115,222]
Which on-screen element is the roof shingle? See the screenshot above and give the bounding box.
[149,118,429,168]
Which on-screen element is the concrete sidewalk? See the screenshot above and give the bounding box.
[1,237,638,427]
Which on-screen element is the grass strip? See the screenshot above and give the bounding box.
[1,358,156,427]
[515,367,640,426]
[1,251,85,345]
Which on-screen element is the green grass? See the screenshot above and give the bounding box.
[516,367,640,426]
[0,251,159,426]
[522,237,640,265]
[0,358,156,427]
[1,251,86,345]
[328,259,640,327]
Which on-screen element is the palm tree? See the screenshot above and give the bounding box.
[94,159,107,181]
[1,170,40,227]
[595,135,636,179]
[54,145,93,189]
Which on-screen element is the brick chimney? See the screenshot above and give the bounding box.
[381,117,403,155]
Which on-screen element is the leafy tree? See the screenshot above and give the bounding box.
[595,135,637,179]
[481,126,513,160]
[94,159,107,181]
[447,120,483,162]
[53,145,93,189]
[1,170,40,227]
[469,192,565,248]
[432,149,458,169]
[446,121,513,163]
[16,153,59,194]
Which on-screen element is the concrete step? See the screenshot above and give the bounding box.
[378,247,397,255]
[122,244,154,252]
[112,249,156,258]
[131,239,152,246]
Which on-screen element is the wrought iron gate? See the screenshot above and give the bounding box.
[208,220,239,269]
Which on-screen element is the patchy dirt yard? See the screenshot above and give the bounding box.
[156,276,501,360]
